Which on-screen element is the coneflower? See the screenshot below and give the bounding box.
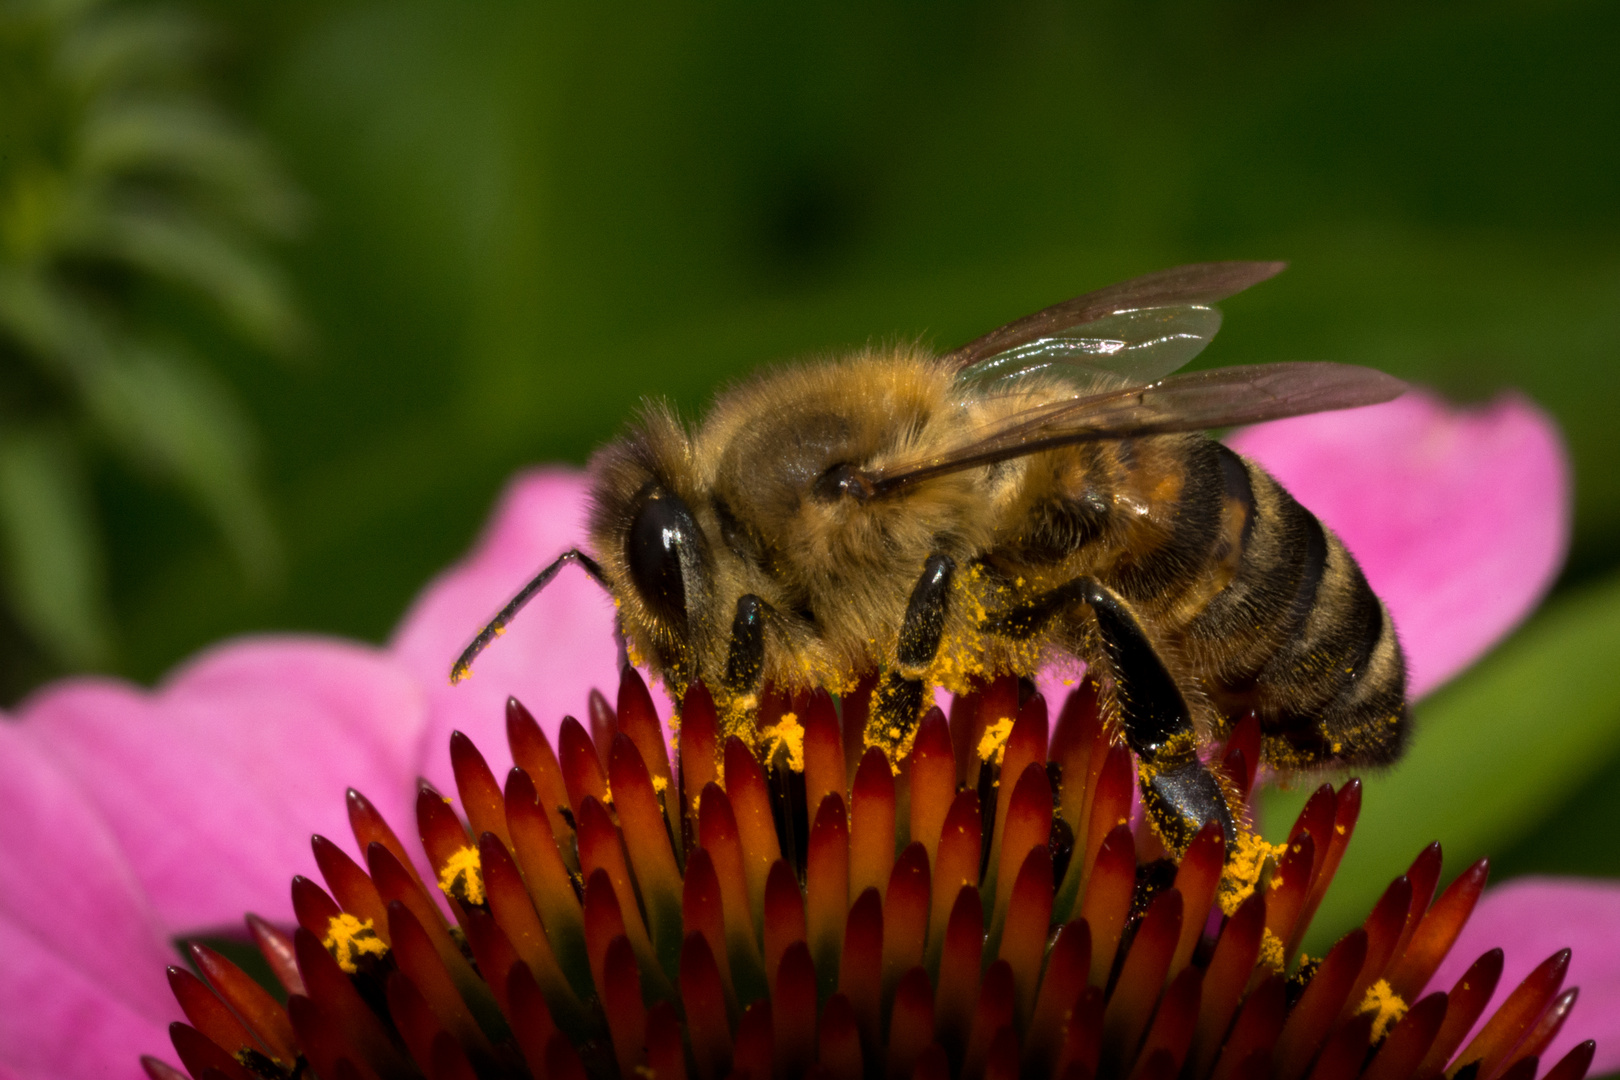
[145,669,1593,1080]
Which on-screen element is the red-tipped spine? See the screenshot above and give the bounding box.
[681,932,735,1080]
[804,690,847,817]
[602,935,648,1079]
[987,696,1049,886]
[683,847,739,1009]
[1169,821,1226,978]
[1417,949,1505,1079]
[449,731,511,850]
[503,768,590,994]
[934,885,985,1062]
[1209,975,1286,1080]
[246,914,304,997]
[576,795,661,979]
[346,787,428,895]
[1191,891,1266,1080]
[765,858,809,989]
[724,735,783,922]
[1025,919,1090,1077]
[884,843,932,1003]
[557,716,609,820]
[505,697,576,866]
[1101,889,1183,1073]
[840,887,885,1057]
[1387,858,1491,1001]
[774,942,820,1076]
[927,791,981,973]
[647,1000,687,1080]
[990,762,1052,936]
[698,782,767,1001]
[1130,964,1203,1080]
[1452,949,1571,1080]
[609,732,684,975]
[1272,929,1368,1080]
[961,961,1016,1080]
[387,900,494,1060]
[478,832,577,1010]
[188,942,299,1065]
[851,746,898,902]
[292,927,407,1076]
[997,846,1054,1025]
[887,966,936,1080]
[1079,825,1137,987]
[908,708,957,869]
[166,968,263,1063]
[808,792,852,997]
[680,683,720,836]
[311,835,391,946]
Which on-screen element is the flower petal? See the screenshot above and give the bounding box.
[1429,877,1620,1074]
[390,468,658,790]
[0,723,175,1080]
[14,637,428,932]
[1227,391,1570,698]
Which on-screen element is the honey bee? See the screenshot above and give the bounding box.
[452,262,1410,852]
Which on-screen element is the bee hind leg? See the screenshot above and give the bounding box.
[985,575,1236,855]
[1084,578,1236,855]
[866,555,955,760]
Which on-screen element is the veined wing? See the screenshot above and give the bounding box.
[947,261,1286,396]
[868,362,1405,496]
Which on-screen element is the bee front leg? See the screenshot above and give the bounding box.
[866,555,954,759]
[724,594,769,701]
[983,576,1236,854]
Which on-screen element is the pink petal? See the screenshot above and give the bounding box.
[0,724,176,1080]
[1228,391,1570,698]
[1429,877,1620,1074]
[390,468,662,791]
[14,637,428,932]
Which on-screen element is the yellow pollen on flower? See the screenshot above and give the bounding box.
[437,845,485,905]
[652,775,669,794]
[1258,929,1286,973]
[1357,980,1408,1042]
[601,784,614,806]
[322,913,388,974]
[1218,829,1285,915]
[761,713,806,772]
[977,717,1015,765]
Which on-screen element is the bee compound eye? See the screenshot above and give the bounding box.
[626,488,699,629]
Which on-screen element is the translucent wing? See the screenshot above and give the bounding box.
[954,305,1225,396]
[946,261,1287,395]
[867,362,1405,495]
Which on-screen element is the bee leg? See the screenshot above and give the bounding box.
[866,555,955,759]
[1082,578,1236,855]
[724,594,770,700]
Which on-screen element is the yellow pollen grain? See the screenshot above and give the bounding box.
[1357,980,1408,1042]
[977,717,1015,765]
[601,783,614,806]
[652,775,669,794]
[761,713,806,772]
[437,845,486,905]
[1258,929,1286,973]
[322,913,388,974]
[1218,829,1285,916]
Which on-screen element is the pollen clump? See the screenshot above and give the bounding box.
[761,713,806,772]
[436,845,485,905]
[1258,928,1286,973]
[976,716,1015,765]
[1358,979,1409,1042]
[321,913,388,974]
[1218,829,1285,915]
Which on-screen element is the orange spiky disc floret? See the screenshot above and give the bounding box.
[149,671,1594,1080]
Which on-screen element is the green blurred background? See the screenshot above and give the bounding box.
[4,0,1619,945]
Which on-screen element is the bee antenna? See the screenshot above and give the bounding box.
[449,549,611,685]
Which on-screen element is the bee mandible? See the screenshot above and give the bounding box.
[451,262,1410,853]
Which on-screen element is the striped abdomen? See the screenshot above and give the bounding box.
[1037,434,1409,770]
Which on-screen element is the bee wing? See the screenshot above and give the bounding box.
[867,362,1405,495]
[944,261,1288,393]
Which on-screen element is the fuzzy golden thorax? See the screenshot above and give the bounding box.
[586,349,1026,707]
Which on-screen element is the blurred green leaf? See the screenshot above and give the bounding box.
[1265,568,1620,953]
[0,427,110,667]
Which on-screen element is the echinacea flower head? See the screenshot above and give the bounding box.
[140,669,1596,1080]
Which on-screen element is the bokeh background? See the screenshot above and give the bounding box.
[4,0,1619,945]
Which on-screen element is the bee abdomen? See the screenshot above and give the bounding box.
[1184,448,1408,766]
